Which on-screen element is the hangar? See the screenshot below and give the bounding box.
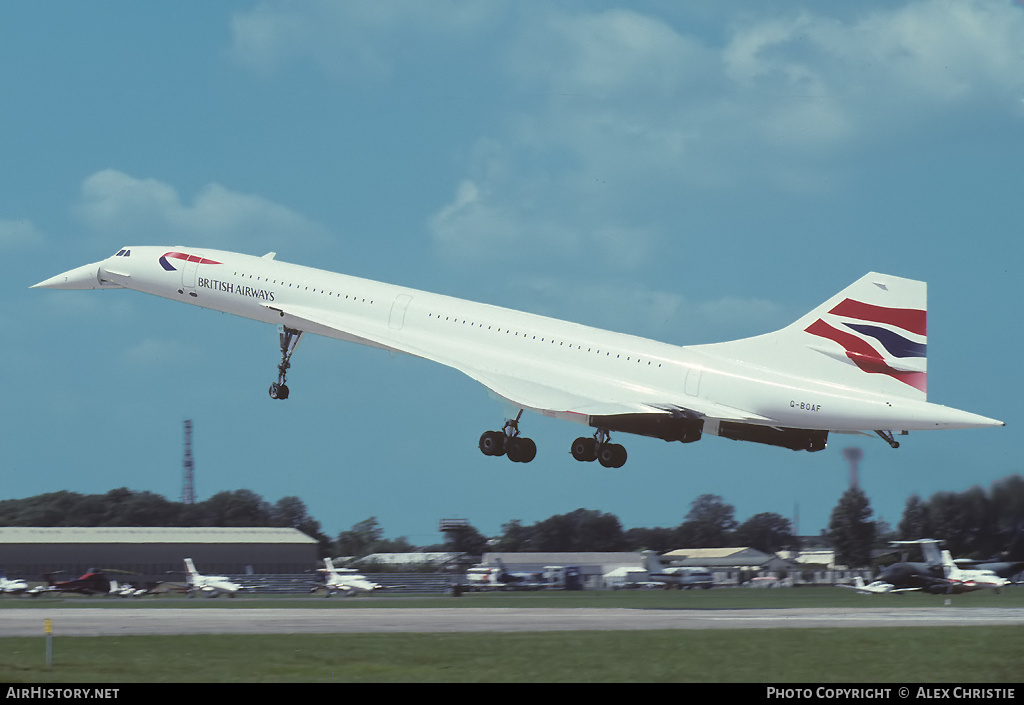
[0,526,319,582]
[480,552,647,589]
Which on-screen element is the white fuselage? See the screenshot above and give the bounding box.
[33,247,1003,454]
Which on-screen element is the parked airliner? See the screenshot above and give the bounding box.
[33,247,1003,466]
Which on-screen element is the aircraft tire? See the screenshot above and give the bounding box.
[269,383,290,400]
[520,437,537,463]
[506,437,537,463]
[598,443,627,468]
[571,437,597,462]
[479,431,505,457]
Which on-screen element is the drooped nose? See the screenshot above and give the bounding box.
[31,262,105,289]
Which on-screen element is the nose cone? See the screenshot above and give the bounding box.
[31,262,104,290]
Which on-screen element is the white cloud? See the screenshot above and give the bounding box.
[0,218,45,250]
[512,276,786,344]
[74,169,329,253]
[429,1,1024,266]
[224,1,1024,273]
[228,0,505,79]
[722,1,1024,138]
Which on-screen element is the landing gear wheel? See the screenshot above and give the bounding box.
[572,430,627,467]
[507,437,537,463]
[269,383,290,400]
[479,430,506,457]
[598,443,627,468]
[479,410,537,463]
[571,437,597,462]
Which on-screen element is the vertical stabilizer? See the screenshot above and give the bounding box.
[643,550,664,575]
[696,273,927,400]
[940,550,960,580]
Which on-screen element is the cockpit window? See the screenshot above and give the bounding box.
[115,249,131,257]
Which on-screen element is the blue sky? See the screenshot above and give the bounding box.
[4,1,1021,547]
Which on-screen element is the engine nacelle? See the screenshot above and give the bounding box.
[589,413,704,444]
[717,422,828,452]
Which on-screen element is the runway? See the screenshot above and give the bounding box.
[3,606,1023,637]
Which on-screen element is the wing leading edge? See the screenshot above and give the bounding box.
[259,299,764,430]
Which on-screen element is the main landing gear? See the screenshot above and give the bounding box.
[479,410,537,463]
[269,326,302,400]
[478,415,629,468]
[571,429,627,468]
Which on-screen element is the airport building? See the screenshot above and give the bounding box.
[480,552,648,589]
[0,526,319,581]
[661,547,792,583]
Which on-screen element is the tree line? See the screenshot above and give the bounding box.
[0,488,334,554]
[1,474,1020,567]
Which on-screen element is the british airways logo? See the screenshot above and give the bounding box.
[159,251,222,271]
[805,298,927,393]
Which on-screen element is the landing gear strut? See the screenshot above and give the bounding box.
[875,430,901,449]
[571,429,627,468]
[479,410,537,463]
[269,326,302,400]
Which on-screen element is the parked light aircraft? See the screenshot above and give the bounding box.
[875,539,952,594]
[0,571,29,595]
[837,576,921,595]
[28,570,112,597]
[312,558,384,597]
[107,579,158,597]
[33,248,1003,466]
[465,565,505,591]
[642,551,714,589]
[494,558,547,589]
[183,558,243,598]
[940,550,1010,594]
[953,525,1024,582]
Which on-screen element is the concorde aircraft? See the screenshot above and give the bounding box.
[32,247,1003,467]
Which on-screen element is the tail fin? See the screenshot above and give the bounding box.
[643,550,664,574]
[892,539,943,566]
[324,558,337,572]
[184,558,198,576]
[698,273,927,399]
[941,550,960,579]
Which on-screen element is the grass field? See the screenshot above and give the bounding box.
[1,587,1021,682]
[3,584,1023,609]
[1,628,1021,683]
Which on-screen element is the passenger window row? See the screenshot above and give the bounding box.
[424,312,663,368]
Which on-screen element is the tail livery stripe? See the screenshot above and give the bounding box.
[828,298,926,336]
[805,318,927,393]
[842,323,927,359]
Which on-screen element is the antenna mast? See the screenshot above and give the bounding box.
[182,419,196,504]
[843,447,863,491]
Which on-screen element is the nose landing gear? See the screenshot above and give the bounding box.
[269,326,302,400]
